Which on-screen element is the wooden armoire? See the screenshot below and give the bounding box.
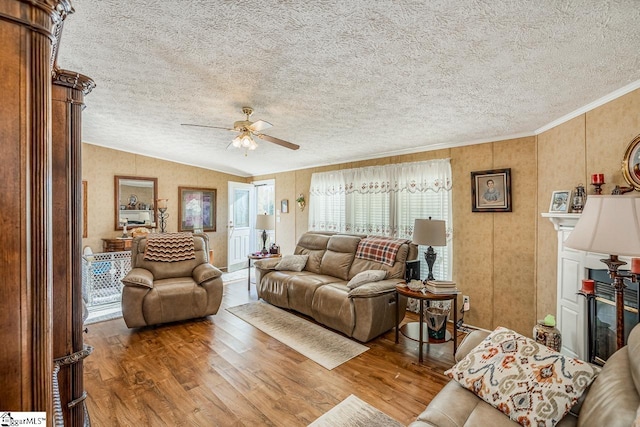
[1,1,94,425]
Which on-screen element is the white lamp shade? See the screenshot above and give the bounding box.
[256,214,275,230]
[412,218,446,246]
[564,195,640,256]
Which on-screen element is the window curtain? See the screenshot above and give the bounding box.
[309,159,453,280]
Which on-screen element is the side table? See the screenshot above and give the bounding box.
[395,283,458,363]
[247,253,281,290]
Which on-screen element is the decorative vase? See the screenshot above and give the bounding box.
[533,321,562,351]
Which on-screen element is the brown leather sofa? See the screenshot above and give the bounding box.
[121,233,223,328]
[254,232,418,342]
[410,324,640,427]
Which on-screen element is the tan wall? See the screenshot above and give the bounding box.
[84,88,640,336]
[536,89,640,318]
[81,144,247,268]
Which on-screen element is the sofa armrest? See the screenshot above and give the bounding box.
[122,268,154,289]
[455,330,490,362]
[254,258,281,271]
[193,263,222,285]
[348,279,399,298]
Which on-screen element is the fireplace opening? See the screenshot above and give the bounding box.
[587,269,639,365]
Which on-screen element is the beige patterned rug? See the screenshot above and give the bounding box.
[226,301,368,370]
[309,395,404,427]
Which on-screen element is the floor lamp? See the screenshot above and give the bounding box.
[412,217,447,281]
[256,214,275,255]
[564,195,640,350]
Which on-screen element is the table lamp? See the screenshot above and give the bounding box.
[564,195,640,349]
[256,214,275,255]
[412,217,447,281]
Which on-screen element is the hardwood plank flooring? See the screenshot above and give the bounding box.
[83,279,466,426]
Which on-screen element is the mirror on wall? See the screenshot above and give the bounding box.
[114,176,158,230]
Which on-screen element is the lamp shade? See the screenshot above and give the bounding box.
[564,195,640,256]
[412,218,446,246]
[256,214,275,231]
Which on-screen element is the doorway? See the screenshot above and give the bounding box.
[227,179,275,272]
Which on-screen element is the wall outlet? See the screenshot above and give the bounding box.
[463,295,470,312]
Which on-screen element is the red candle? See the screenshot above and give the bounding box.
[591,173,605,185]
[581,279,595,294]
[632,258,640,274]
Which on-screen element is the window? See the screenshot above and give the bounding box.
[309,159,453,280]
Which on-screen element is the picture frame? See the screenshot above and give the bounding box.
[622,134,640,191]
[281,199,289,214]
[471,168,512,212]
[178,187,217,232]
[549,190,572,213]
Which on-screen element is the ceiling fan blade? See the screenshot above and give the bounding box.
[248,119,272,132]
[181,123,235,131]
[256,133,300,150]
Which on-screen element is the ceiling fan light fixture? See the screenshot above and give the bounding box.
[248,139,258,150]
[240,133,253,148]
[231,135,242,148]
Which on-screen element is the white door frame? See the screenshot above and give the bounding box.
[227,181,255,272]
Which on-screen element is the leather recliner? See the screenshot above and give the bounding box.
[121,233,223,328]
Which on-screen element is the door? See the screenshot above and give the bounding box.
[228,181,254,272]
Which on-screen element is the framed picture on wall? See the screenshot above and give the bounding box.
[471,168,512,212]
[549,190,572,213]
[178,187,217,232]
[281,199,289,214]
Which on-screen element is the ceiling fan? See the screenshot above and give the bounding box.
[181,107,300,152]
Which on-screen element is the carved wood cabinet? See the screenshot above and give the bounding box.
[0,2,93,425]
[52,68,95,426]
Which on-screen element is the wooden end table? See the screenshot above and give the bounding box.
[395,283,458,363]
[247,253,281,290]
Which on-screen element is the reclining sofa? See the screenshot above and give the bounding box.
[254,232,418,342]
[411,324,640,427]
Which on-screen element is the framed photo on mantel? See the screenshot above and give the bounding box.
[471,168,512,212]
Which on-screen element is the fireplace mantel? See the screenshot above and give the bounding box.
[541,212,581,231]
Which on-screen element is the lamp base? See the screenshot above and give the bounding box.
[424,246,437,281]
[601,255,629,349]
[261,229,268,255]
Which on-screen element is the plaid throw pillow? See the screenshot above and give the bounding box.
[355,237,408,266]
[445,327,600,427]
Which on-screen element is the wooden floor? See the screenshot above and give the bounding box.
[83,279,465,426]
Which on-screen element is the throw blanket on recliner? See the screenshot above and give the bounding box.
[144,232,196,262]
[355,236,409,266]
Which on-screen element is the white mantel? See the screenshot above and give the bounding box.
[543,212,631,360]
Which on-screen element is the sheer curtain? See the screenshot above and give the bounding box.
[309,159,453,280]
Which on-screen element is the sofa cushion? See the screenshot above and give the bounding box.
[445,327,600,427]
[320,235,361,280]
[577,345,639,427]
[294,233,330,274]
[275,254,309,272]
[347,269,387,289]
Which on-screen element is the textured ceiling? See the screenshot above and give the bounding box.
[57,0,640,177]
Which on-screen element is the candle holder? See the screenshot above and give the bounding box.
[158,207,169,233]
[590,173,605,194]
[591,182,604,195]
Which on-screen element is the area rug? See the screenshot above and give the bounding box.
[308,395,403,427]
[226,301,368,370]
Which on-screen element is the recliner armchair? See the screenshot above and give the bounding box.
[121,233,223,328]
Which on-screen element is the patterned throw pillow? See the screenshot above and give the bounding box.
[445,327,600,427]
[274,254,309,272]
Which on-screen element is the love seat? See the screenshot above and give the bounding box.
[254,232,418,342]
[121,232,224,328]
[411,323,640,427]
